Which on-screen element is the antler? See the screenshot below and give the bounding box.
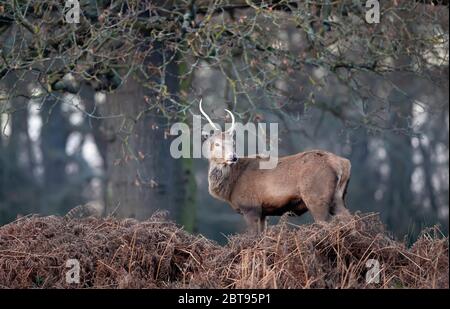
[224,109,236,134]
[199,99,236,133]
[199,98,220,131]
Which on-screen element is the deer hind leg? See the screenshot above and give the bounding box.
[306,201,331,222]
[331,184,349,217]
[303,186,335,222]
[333,188,351,217]
[332,165,351,218]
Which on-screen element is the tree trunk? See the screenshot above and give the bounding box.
[384,88,414,236]
[0,72,39,221]
[347,129,378,213]
[40,93,75,215]
[101,48,185,220]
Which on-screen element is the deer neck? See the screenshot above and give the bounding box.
[208,160,245,202]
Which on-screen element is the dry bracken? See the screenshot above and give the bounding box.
[0,212,447,288]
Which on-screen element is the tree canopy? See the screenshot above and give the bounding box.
[1,0,448,128]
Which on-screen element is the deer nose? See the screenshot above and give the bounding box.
[226,154,237,162]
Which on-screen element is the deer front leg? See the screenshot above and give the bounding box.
[243,209,265,235]
[258,215,266,233]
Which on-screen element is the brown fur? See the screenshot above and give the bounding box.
[206,133,351,233]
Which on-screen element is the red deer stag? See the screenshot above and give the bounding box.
[199,100,352,234]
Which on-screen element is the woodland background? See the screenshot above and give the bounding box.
[0,0,448,243]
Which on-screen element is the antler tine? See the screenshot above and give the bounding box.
[224,109,236,134]
[199,98,220,131]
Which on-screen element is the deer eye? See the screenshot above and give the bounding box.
[215,143,220,147]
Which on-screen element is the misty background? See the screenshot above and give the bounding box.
[0,1,448,243]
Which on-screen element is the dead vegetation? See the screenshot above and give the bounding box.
[0,212,447,289]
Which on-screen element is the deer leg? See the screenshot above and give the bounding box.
[331,178,351,219]
[258,216,267,233]
[243,210,264,235]
[306,201,331,222]
[333,200,351,217]
[303,182,334,222]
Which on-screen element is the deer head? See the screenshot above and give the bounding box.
[199,99,237,165]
